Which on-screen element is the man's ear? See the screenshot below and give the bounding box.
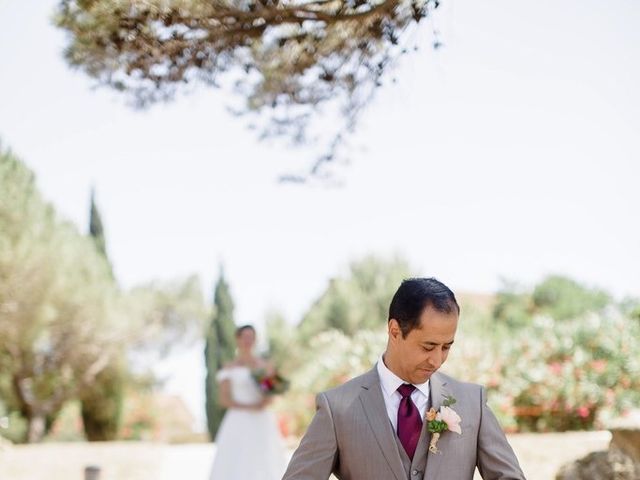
[388,319,401,341]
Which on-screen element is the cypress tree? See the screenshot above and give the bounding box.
[81,188,123,441]
[89,188,107,256]
[204,269,237,440]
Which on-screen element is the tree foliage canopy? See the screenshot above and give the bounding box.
[531,275,611,321]
[297,254,411,340]
[0,144,207,442]
[0,145,121,441]
[125,275,207,357]
[492,275,615,329]
[55,0,440,174]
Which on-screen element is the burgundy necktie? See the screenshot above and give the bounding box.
[397,384,422,460]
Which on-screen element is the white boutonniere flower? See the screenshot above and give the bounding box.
[426,395,462,454]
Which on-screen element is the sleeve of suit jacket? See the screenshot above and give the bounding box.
[476,386,527,480]
[282,392,338,480]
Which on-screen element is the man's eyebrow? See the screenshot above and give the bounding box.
[422,340,455,346]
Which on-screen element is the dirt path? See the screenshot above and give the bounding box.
[500,431,611,480]
[0,431,611,480]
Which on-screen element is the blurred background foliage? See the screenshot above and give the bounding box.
[1,141,639,443]
[0,144,207,443]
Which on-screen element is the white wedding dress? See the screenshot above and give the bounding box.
[209,366,288,480]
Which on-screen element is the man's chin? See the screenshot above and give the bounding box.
[415,369,436,383]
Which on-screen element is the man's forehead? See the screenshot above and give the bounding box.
[410,318,458,340]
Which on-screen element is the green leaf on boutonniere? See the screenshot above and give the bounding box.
[443,395,457,407]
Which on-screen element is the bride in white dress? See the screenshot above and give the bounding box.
[209,325,288,480]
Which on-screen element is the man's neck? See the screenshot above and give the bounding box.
[381,351,409,384]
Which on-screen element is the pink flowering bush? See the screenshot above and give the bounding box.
[447,311,640,431]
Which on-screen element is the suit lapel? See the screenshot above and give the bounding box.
[358,368,407,480]
[424,372,450,480]
[412,397,432,470]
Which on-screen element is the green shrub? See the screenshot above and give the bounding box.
[80,363,125,441]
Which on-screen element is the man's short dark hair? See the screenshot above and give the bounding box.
[388,277,459,337]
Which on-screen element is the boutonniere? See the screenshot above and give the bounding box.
[426,395,462,454]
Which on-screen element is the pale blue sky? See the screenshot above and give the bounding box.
[2,0,639,426]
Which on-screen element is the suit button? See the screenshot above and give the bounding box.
[412,470,421,476]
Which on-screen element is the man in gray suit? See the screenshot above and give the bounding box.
[283,277,526,480]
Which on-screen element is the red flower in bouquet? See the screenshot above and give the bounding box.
[251,368,290,395]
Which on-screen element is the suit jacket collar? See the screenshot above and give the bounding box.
[424,371,452,480]
[429,371,450,411]
[358,367,407,480]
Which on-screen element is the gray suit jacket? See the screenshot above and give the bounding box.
[282,367,526,480]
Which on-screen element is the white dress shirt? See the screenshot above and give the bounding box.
[376,355,430,432]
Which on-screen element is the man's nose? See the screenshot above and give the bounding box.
[428,349,445,368]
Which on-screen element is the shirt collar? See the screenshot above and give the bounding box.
[377,355,430,399]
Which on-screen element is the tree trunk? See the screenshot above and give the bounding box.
[27,413,46,443]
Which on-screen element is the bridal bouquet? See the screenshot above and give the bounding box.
[251,368,290,395]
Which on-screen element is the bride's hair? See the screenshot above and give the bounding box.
[235,324,256,337]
